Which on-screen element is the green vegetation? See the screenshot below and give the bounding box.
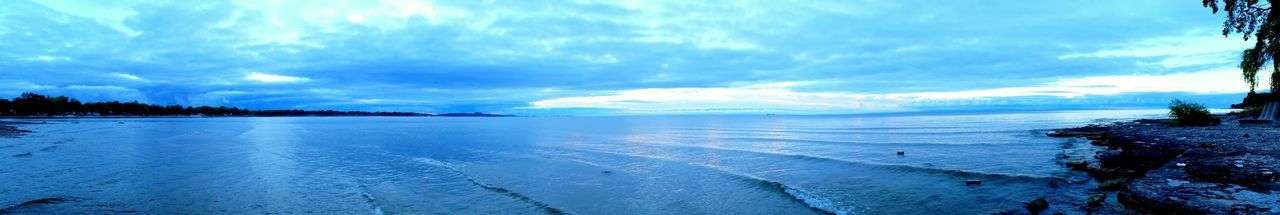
[1203,0,1280,93]
[0,92,427,117]
[1169,100,1221,126]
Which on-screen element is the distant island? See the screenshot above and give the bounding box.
[0,93,509,117]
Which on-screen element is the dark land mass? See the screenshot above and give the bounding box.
[433,112,512,117]
[1049,116,1280,214]
[0,121,38,138]
[0,93,511,118]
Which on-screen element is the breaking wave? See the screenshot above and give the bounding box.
[413,158,569,215]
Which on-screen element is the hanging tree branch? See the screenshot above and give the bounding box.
[1205,0,1279,92]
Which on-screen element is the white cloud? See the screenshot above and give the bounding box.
[0,81,56,94]
[530,68,1258,113]
[245,72,309,83]
[530,87,900,113]
[1060,34,1247,59]
[64,85,135,91]
[109,72,146,81]
[24,55,70,62]
[1058,32,1252,68]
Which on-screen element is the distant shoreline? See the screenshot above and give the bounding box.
[0,115,514,118]
[0,93,513,118]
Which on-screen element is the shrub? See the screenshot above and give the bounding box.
[1169,100,1220,126]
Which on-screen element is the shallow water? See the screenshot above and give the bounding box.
[0,109,1165,214]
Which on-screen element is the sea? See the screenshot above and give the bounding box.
[0,109,1170,214]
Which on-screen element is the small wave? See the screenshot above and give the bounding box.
[583,143,1064,183]
[674,129,1027,137]
[759,151,1064,182]
[743,175,852,215]
[413,158,570,215]
[355,186,385,215]
[0,197,70,214]
[719,137,1014,147]
[676,126,965,133]
[560,148,851,215]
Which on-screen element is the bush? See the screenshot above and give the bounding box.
[1169,100,1220,126]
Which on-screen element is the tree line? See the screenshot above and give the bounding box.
[0,93,430,117]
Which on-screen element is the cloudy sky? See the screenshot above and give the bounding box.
[0,0,1262,114]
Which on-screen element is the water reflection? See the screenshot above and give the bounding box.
[236,118,303,212]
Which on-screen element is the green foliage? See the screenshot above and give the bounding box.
[1203,0,1280,93]
[1169,100,1221,126]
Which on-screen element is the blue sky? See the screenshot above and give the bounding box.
[0,0,1262,114]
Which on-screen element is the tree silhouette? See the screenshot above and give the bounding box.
[1204,0,1280,93]
[0,93,497,117]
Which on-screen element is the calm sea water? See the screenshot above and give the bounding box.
[0,110,1167,214]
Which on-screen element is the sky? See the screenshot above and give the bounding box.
[0,0,1265,115]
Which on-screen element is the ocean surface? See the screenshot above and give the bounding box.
[0,109,1169,214]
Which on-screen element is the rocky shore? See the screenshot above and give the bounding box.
[1050,117,1280,214]
[0,121,35,138]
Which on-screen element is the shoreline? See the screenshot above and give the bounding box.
[0,121,38,138]
[1049,116,1280,214]
[0,113,514,119]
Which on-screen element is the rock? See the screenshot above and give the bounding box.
[1120,177,1275,214]
[1086,193,1106,206]
[1095,148,1178,172]
[1184,155,1280,188]
[1087,167,1140,179]
[1023,197,1048,213]
[1051,116,1280,214]
[1098,178,1128,189]
[1133,119,1173,124]
[1064,160,1089,170]
[1047,126,1107,137]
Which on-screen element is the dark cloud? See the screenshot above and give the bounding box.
[0,0,1252,114]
